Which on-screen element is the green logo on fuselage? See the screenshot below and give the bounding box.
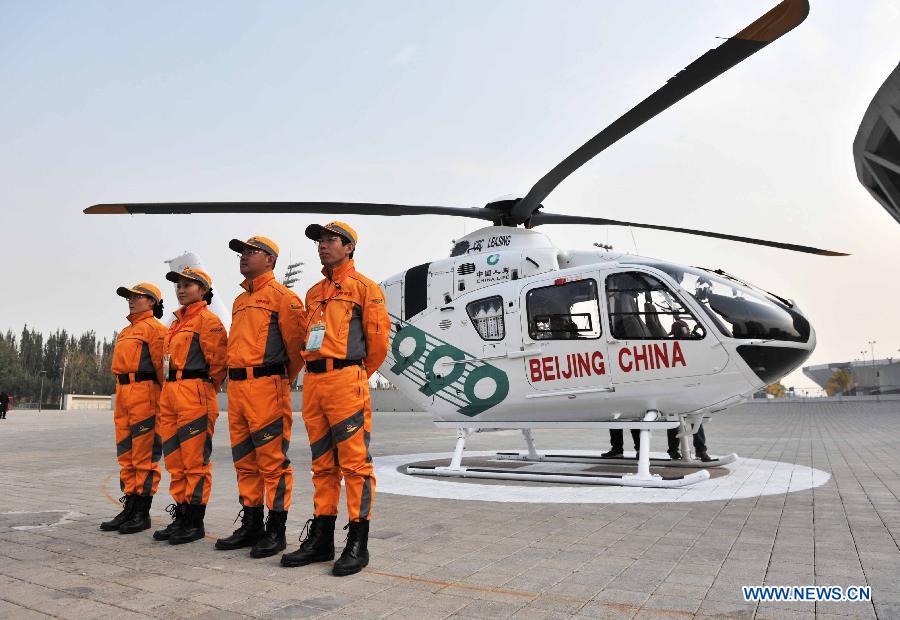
[387,316,509,417]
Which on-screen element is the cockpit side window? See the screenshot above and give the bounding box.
[466,296,505,341]
[526,279,601,340]
[606,272,706,340]
[655,264,811,342]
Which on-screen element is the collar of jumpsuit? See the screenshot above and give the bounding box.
[322,258,356,284]
[241,270,275,293]
[126,309,154,325]
[175,300,207,322]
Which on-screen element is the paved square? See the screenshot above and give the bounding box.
[0,399,897,618]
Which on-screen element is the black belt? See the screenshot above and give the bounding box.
[117,372,158,385]
[228,364,286,381]
[167,369,210,382]
[305,358,362,374]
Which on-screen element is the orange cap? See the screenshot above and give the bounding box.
[165,267,212,289]
[228,235,280,257]
[305,220,358,244]
[116,282,162,303]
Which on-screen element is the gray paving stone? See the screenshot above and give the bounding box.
[2,403,900,619]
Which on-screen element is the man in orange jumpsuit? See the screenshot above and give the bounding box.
[281,221,390,576]
[216,235,305,558]
[154,267,228,545]
[103,282,167,534]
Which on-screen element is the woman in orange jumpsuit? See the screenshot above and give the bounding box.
[102,282,167,534]
[153,267,227,545]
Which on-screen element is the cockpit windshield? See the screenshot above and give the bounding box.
[650,263,810,343]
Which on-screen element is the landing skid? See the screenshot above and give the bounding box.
[406,412,713,488]
[406,463,710,487]
[494,450,738,468]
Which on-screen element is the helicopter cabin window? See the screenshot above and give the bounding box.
[606,272,705,340]
[526,279,601,340]
[466,296,505,341]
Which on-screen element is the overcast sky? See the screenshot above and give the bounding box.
[2,1,899,391]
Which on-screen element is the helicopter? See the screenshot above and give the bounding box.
[85,0,844,488]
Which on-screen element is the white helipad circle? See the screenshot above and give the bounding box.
[374,450,831,504]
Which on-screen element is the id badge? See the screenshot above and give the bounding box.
[306,322,326,351]
[162,354,171,380]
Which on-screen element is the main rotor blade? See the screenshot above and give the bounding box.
[85,201,499,221]
[510,0,810,224]
[528,211,847,256]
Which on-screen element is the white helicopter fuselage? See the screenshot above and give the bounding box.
[379,226,815,424]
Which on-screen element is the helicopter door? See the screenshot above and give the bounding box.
[604,270,727,385]
[521,275,610,392]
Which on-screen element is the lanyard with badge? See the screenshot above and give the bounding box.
[306,270,353,352]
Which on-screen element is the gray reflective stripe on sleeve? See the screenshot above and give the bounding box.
[346,304,367,360]
[251,417,284,448]
[117,436,133,457]
[309,432,333,461]
[184,332,208,371]
[190,476,205,505]
[262,312,287,366]
[364,430,372,463]
[176,414,209,445]
[359,476,373,519]
[231,436,255,463]
[138,342,156,375]
[272,474,287,512]
[331,409,364,445]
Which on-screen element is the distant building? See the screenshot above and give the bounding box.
[803,359,900,395]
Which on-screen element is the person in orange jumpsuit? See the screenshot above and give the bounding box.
[102,282,167,534]
[281,221,390,576]
[215,235,305,558]
[153,267,227,545]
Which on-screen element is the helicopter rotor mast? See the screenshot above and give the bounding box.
[84,1,843,256]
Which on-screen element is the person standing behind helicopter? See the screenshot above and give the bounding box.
[153,267,227,545]
[101,282,167,534]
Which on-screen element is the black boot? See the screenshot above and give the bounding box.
[170,504,206,545]
[250,510,287,558]
[100,495,134,531]
[281,515,336,567]
[119,495,152,534]
[697,451,713,462]
[668,450,682,460]
[600,449,623,459]
[332,520,369,576]
[153,503,188,541]
[215,506,265,550]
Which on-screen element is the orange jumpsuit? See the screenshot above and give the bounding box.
[301,259,390,522]
[227,271,304,511]
[159,301,227,506]
[111,310,167,497]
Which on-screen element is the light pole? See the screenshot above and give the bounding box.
[283,261,304,289]
[59,348,69,410]
[867,340,876,365]
[38,370,47,412]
